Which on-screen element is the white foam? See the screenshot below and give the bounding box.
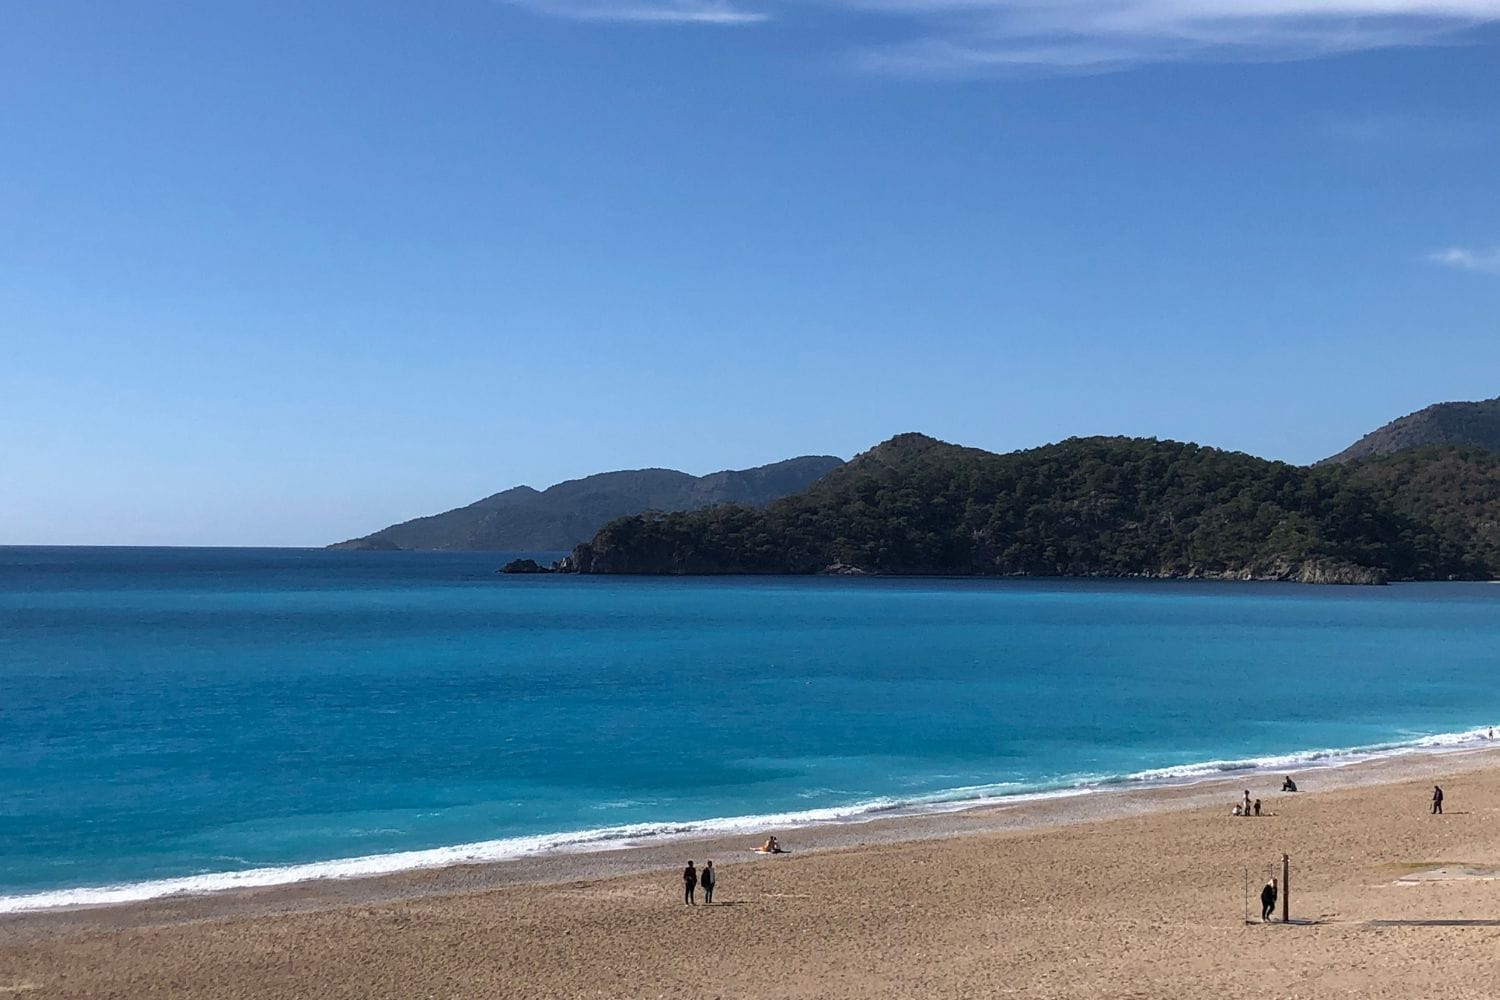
[1115,726,1495,786]
[0,802,916,914]
[3,725,1494,915]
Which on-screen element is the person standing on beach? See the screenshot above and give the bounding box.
[683,861,698,905]
[1432,785,1444,815]
[1260,877,1278,921]
[701,860,716,904]
[1243,790,1252,816]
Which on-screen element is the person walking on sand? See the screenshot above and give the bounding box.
[701,860,716,904]
[1432,785,1444,815]
[1261,877,1278,921]
[683,861,698,905]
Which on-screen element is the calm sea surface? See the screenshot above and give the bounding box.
[3,546,1498,909]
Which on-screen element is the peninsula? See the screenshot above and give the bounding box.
[562,399,1500,581]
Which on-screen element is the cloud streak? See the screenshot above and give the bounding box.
[839,0,1500,74]
[506,0,768,24]
[1429,247,1500,276]
[1327,111,1498,148]
[503,0,1500,73]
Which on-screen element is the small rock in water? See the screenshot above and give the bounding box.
[499,559,550,574]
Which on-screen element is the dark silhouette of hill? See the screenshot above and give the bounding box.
[329,455,844,551]
[563,433,1500,583]
[1321,397,1500,465]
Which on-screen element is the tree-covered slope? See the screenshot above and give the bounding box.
[1321,397,1500,465]
[330,455,844,551]
[566,434,1500,582]
[1338,445,1500,574]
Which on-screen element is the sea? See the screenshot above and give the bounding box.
[3,546,1498,913]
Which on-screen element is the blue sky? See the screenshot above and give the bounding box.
[3,0,1498,546]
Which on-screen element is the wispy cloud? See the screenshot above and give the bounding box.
[506,0,769,24]
[1328,111,1498,149]
[837,0,1500,75]
[1429,246,1500,276]
[504,1,1500,72]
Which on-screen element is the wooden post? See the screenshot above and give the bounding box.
[1282,853,1290,923]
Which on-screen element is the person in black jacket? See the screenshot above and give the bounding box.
[1432,785,1444,815]
[683,861,698,905]
[701,860,716,904]
[1260,877,1278,921]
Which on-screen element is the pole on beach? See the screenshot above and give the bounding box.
[1243,868,1249,925]
[1282,853,1290,923]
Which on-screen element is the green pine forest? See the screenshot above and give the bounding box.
[565,434,1500,583]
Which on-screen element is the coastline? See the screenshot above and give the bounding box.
[10,745,1500,998]
[6,739,1497,945]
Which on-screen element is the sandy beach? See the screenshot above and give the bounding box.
[5,749,1500,999]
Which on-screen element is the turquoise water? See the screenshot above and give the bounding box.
[3,546,1499,910]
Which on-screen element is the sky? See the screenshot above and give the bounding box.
[2,0,1498,546]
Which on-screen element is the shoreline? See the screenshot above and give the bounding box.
[6,740,1497,945]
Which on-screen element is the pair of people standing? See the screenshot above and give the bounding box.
[682,860,716,904]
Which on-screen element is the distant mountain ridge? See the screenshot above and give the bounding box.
[563,430,1500,583]
[1321,397,1500,465]
[329,455,844,551]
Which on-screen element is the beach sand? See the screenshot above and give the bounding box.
[5,750,1500,998]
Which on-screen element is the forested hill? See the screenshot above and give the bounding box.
[331,455,843,551]
[562,434,1500,583]
[1321,397,1500,465]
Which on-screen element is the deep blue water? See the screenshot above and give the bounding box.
[3,546,1499,908]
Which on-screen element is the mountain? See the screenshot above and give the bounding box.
[1321,397,1500,465]
[329,455,845,551]
[563,433,1500,583]
[1338,445,1500,573]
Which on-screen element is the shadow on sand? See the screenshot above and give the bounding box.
[1365,919,1500,927]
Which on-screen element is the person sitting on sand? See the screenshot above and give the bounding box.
[1282,776,1297,792]
[1232,803,1243,817]
[1261,876,1278,921]
[758,836,785,854]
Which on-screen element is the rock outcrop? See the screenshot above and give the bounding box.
[499,558,551,574]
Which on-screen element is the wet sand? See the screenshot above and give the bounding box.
[5,749,1500,998]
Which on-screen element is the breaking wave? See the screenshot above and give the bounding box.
[2,725,1493,915]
